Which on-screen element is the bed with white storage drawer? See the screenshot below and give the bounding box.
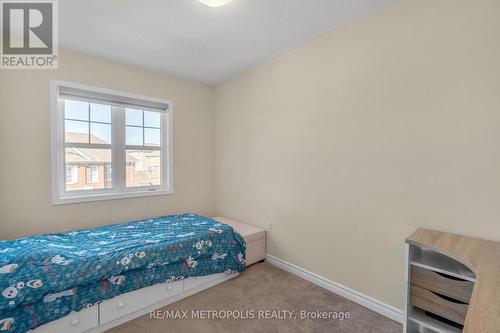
[29,216,265,333]
[0,214,247,333]
[31,272,236,333]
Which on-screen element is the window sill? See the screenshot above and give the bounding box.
[52,189,174,205]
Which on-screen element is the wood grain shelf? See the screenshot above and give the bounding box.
[411,266,473,303]
[410,245,475,282]
[410,285,468,325]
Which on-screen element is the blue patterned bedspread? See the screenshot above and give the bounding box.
[0,213,246,332]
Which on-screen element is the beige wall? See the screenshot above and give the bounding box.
[214,0,500,309]
[0,49,215,240]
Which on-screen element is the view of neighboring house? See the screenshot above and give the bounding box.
[65,147,114,191]
[65,133,160,191]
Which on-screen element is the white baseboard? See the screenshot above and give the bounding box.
[265,254,403,323]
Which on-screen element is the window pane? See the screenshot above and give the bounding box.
[106,164,112,181]
[65,165,78,185]
[90,103,111,123]
[90,123,112,144]
[144,111,161,128]
[65,120,89,143]
[126,108,143,126]
[65,148,112,191]
[89,165,99,183]
[65,99,88,121]
[126,150,161,187]
[126,126,143,146]
[144,128,160,146]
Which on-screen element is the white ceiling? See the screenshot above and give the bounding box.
[60,0,393,84]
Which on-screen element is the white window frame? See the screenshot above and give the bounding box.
[51,80,174,205]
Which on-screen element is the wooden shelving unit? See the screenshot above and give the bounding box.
[404,229,500,333]
[404,239,476,332]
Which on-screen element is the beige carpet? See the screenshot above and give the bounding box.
[107,262,402,333]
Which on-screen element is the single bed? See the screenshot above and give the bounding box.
[0,213,246,333]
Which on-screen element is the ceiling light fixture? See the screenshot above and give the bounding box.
[197,0,233,8]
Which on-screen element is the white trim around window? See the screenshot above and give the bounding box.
[50,80,174,205]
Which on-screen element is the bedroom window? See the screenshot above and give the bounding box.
[51,80,173,204]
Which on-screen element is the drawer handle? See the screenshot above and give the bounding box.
[70,319,80,326]
[435,271,467,281]
[430,290,468,304]
[117,302,125,309]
